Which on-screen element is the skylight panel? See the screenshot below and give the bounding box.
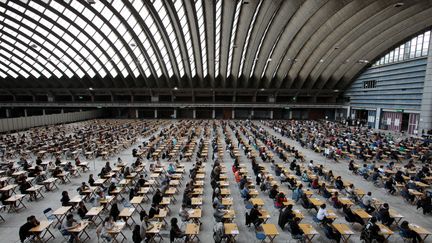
[30,70,40,78]
[133,68,140,77]
[21,18,37,30]
[25,10,40,22]
[98,68,107,78]
[52,69,61,78]
[121,68,128,77]
[214,0,222,77]
[75,69,84,78]
[5,18,19,30]
[101,7,113,21]
[7,70,19,79]
[41,69,50,78]
[227,0,242,77]
[239,0,263,77]
[15,42,26,51]
[71,0,84,13]
[64,69,73,78]
[50,1,65,13]
[0,70,7,78]
[67,25,80,36]
[39,17,54,29]
[109,14,121,28]
[87,69,95,78]
[48,34,59,43]
[57,18,70,29]
[63,8,77,22]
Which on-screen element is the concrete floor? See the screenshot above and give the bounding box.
[0,119,431,243]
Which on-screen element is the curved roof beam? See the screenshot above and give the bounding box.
[284,0,355,90]
[241,0,282,88]
[229,0,262,89]
[191,0,209,83]
[318,1,430,90]
[263,0,324,88]
[203,0,215,87]
[219,0,237,88]
[295,0,378,90]
[145,1,182,86]
[335,13,432,90]
[309,0,425,90]
[164,0,193,83]
[254,0,302,88]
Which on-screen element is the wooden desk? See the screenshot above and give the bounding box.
[185,223,200,242]
[262,224,278,242]
[191,197,203,207]
[222,198,233,207]
[85,206,104,226]
[410,224,432,241]
[352,208,372,221]
[332,223,355,242]
[107,221,127,243]
[130,196,145,211]
[250,198,264,207]
[26,185,44,201]
[188,208,202,224]
[52,206,72,227]
[389,209,404,225]
[377,223,393,240]
[29,220,55,243]
[299,224,318,242]
[147,222,164,242]
[67,221,91,242]
[119,207,136,228]
[224,223,239,242]
[5,194,26,212]
[42,178,59,191]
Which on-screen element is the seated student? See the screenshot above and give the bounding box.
[152,189,163,205]
[269,185,279,199]
[292,184,304,202]
[132,224,142,243]
[77,182,89,195]
[348,160,357,174]
[170,217,187,242]
[213,203,227,222]
[77,201,90,219]
[240,186,251,201]
[343,205,364,225]
[148,203,160,219]
[319,183,332,199]
[61,191,72,207]
[249,204,263,227]
[61,214,79,243]
[107,182,117,196]
[167,163,175,175]
[371,168,381,185]
[345,184,358,202]
[323,221,342,243]
[278,204,295,229]
[361,192,375,214]
[378,203,395,227]
[317,204,333,224]
[331,191,343,209]
[401,184,415,203]
[311,178,320,189]
[358,164,369,179]
[99,216,114,242]
[394,170,406,184]
[289,217,305,241]
[137,175,146,187]
[300,193,317,211]
[109,203,120,221]
[417,194,432,214]
[19,215,40,243]
[363,217,385,242]
[334,176,344,190]
[52,167,62,177]
[384,177,396,195]
[275,192,288,208]
[88,174,95,187]
[301,170,310,182]
[399,221,423,243]
[239,176,248,190]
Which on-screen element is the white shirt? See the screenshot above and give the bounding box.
[317,208,329,220]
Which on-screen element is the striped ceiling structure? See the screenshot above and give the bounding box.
[0,0,431,97]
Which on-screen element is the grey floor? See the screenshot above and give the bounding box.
[0,119,431,243]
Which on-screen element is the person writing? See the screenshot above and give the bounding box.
[19,215,40,243]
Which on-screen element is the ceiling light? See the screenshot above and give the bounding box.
[30,44,38,49]
[334,46,339,50]
[319,59,324,63]
[130,43,136,47]
[358,60,369,64]
[260,88,265,91]
[89,87,94,91]
[87,0,96,4]
[173,86,178,90]
[267,58,272,62]
[333,89,339,92]
[394,2,404,7]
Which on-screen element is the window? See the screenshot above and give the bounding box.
[363,80,377,89]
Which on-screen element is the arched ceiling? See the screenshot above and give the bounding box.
[0,0,431,96]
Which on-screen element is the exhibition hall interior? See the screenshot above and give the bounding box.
[0,0,432,242]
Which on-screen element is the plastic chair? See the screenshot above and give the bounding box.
[43,208,56,221]
[255,232,266,243]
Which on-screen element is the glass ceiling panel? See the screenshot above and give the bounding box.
[214,0,222,77]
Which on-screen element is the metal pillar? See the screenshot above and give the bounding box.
[154,109,158,118]
[375,107,381,130]
[419,39,432,132]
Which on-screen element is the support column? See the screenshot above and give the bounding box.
[420,39,432,132]
[347,106,351,119]
[61,108,64,114]
[42,109,45,115]
[154,109,158,119]
[289,110,293,119]
[24,109,27,117]
[270,110,274,119]
[135,109,139,118]
[250,109,254,119]
[232,110,235,119]
[173,109,177,119]
[212,109,216,119]
[192,109,196,119]
[375,107,381,130]
[6,109,10,118]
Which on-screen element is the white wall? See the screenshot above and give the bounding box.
[0,109,103,133]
